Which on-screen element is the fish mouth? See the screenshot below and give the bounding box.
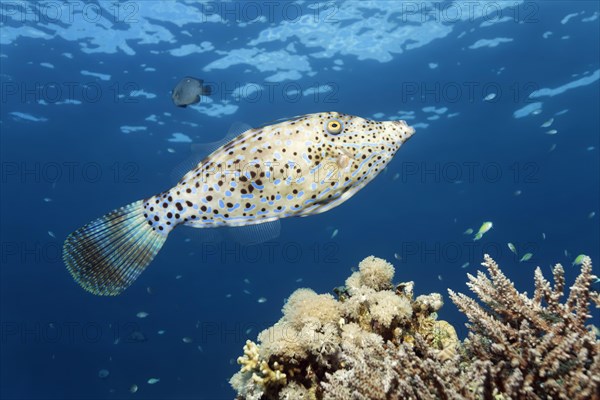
[394,119,415,134]
[392,120,415,143]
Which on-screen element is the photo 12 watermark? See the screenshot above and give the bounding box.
[395,239,542,265]
[1,80,148,105]
[0,80,340,105]
[395,1,539,24]
[0,161,141,185]
[399,81,542,104]
[191,240,340,265]
[0,1,139,24]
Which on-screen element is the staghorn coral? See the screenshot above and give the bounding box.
[231,254,599,400]
[449,254,600,399]
[323,332,481,400]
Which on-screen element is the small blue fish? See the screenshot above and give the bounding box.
[63,112,415,295]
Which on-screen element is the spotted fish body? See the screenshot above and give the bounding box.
[63,112,415,295]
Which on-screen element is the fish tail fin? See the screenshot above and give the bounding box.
[63,200,168,296]
[473,233,482,241]
[202,85,212,96]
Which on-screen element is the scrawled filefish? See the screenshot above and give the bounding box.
[63,112,415,295]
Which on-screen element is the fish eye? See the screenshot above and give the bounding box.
[326,119,343,135]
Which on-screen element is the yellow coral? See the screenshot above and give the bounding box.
[251,360,287,386]
[237,340,260,373]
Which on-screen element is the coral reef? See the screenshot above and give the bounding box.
[231,255,600,400]
[449,254,600,399]
[230,256,457,399]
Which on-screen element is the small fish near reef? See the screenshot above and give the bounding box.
[473,221,493,241]
[63,112,416,295]
[171,76,211,107]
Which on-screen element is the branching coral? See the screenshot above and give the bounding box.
[449,254,600,399]
[231,254,600,400]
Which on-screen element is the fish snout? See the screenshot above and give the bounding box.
[392,120,415,143]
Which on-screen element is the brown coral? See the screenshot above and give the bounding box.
[449,254,600,399]
[230,254,600,400]
[230,255,455,399]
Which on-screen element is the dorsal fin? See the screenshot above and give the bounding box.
[253,114,303,129]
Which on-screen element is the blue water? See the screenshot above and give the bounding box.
[1,1,599,399]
